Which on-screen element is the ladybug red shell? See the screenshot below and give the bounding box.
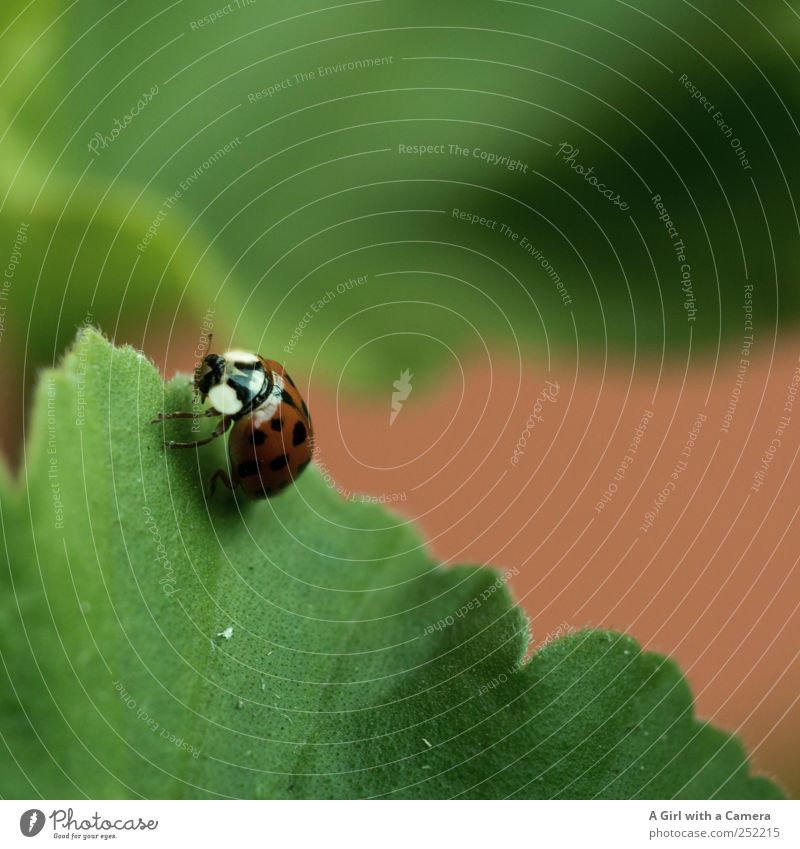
[227,359,313,498]
[152,348,314,498]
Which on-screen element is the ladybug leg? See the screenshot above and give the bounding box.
[164,414,234,449]
[151,408,220,423]
[209,468,235,496]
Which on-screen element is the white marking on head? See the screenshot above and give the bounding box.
[208,383,243,415]
[222,349,260,364]
[244,368,267,396]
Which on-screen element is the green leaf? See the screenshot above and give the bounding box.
[0,330,782,798]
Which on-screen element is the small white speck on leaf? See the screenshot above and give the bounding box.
[422,738,432,748]
[217,626,234,640]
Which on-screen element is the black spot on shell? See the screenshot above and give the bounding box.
[237,460,261,478]
[285,372,297,389]
[271,417,283,432]
[270,454,289,471]
[292,421,307,446]
[251,429,267,446]
[281,389,297,408]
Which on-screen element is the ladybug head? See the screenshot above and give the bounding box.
[195,353,225,400]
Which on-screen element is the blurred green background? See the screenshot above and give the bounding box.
[1,0,799,796]
[2,0,798,411]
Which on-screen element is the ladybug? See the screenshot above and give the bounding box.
[153,345,313,498]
